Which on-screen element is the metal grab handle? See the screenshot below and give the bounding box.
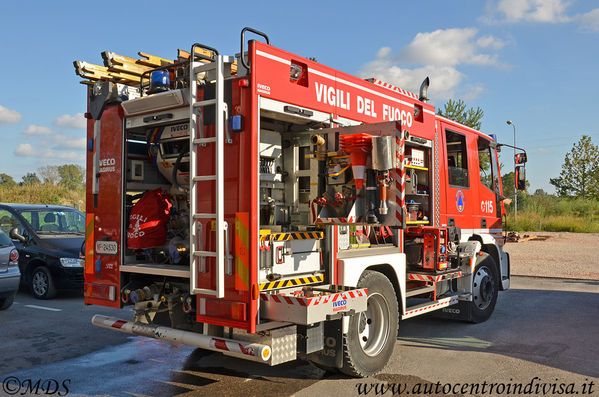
[276,246,285,264]
[224,221,233,275]
[240,27,270,71]
[190,43,219,62]
[223,103,232,144]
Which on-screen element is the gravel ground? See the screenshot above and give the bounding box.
[503,231,599,280]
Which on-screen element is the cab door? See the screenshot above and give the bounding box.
[441,126,476,230]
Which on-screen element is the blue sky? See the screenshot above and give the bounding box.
[1,0,598,193]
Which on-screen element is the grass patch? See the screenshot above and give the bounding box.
[508,212,599,233]
[507,195,599,233]
[0,183,85,210]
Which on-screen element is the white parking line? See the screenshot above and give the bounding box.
[24,304,62,312]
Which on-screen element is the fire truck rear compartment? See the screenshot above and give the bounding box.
[118,96,363,330]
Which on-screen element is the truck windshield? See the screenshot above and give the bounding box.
[18,209,85,235]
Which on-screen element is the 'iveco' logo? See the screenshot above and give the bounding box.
[333,300,347,307]
[169,124,189,132]
[332,299,347,312]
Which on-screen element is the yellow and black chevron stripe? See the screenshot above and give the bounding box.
[260,274,324,291]
[260,232,324,242]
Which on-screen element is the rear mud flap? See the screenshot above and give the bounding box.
[306,319,343,369]
[433,300,473,322]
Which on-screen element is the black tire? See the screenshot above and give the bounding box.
[340,270,399,377]
[0,292,16,310]
[469,253,499,323]
[30,266,57,300]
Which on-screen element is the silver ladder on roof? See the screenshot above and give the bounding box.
[189,45,235,298]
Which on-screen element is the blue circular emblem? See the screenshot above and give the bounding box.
[455,190,465,213]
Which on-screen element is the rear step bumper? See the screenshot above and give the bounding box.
[261,286,368,325]
[92,315,272,363]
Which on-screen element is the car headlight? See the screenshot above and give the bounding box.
[60,258,84,267]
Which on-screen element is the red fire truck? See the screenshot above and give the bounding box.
[76,27,526,377]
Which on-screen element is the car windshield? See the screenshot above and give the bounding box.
[18,209,85,235]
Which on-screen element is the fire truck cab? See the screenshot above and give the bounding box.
[78,28,523,377]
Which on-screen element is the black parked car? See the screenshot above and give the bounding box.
[0,204,85,299]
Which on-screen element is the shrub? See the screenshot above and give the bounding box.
[506,194,599,233]
[0,183,85,210]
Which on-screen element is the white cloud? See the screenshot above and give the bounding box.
[13,142,84,161]
[360,58,464,101]
[53,113,87,129]
[22,125,53,136]
[15,143,36,156]
[579,8,599,32]
[462,84,486,101]
[398,28,502,66]
[0,105,21,124]
[359,28,505,102]
[487,0,571,23]
[487,2,599,33]
[53,134,86,150]
[476,35,506,49]
[40,150,85,161]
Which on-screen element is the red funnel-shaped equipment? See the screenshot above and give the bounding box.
[339,133,372,189]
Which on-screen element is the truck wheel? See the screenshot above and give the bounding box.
[0,292,16,310]
[340,270,398,377]
[30,266,57,300]
[470,253,499,323]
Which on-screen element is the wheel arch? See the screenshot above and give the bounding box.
[25,259,47,282]
[337,253,405,315]
[468,235,501,290]
[364,264,403,314]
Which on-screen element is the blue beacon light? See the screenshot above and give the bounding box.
[149,70,170,94]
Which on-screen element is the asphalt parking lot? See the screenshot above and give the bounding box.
[1,275,597,396]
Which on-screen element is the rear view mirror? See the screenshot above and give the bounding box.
[515,153,527,164]
[515,165,526,191]
[9,227,26,243]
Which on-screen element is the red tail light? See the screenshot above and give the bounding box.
[9,249,18,263]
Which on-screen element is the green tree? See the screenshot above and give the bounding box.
[0,173,16,187]
[57,164,85,190]
[501,171,515,198]
[38,165,60,185]
[437,99,484,130]
[501,170,529,198]
[21,172,40,185]
[549,135,599,199]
